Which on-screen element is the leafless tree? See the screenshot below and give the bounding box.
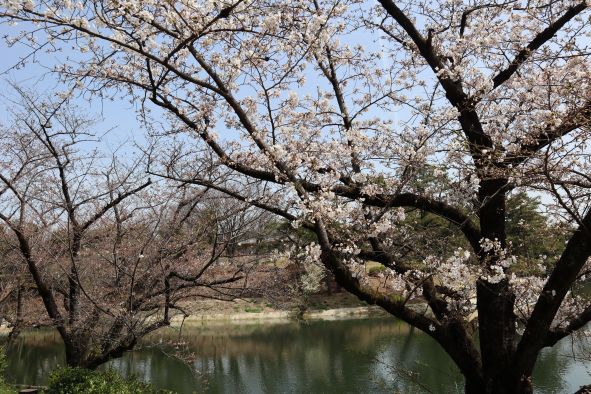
[0,89,252,368]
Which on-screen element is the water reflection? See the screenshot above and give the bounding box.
[3,318,590,393]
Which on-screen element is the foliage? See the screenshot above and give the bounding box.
[243,306,263,313]
[366,263,387,276]
[403,191,570,275]
[505,193,570,273]
[44,368,172,394]
[0,348,14,394]
[0,348,6,377]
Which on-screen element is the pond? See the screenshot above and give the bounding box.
[3,317,590,393]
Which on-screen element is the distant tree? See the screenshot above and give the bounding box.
[399,191,571,272]
[0,90,250,368]
[505,193,570,267]
[0,235,27,340]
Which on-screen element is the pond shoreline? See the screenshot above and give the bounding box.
[0,304,390,334]
[170,305,389,326]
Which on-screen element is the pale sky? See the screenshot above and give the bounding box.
[0,23,147,157]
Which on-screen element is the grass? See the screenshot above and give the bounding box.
[365,261,386,275]
[45,367,172,394]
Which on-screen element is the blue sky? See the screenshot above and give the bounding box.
[0,23,147,156]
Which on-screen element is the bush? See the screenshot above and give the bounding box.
[366,264,386,276]
[244,306,263,313]
[0,347,15,394]
[45,367,171,394]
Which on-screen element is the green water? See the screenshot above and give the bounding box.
[3,317,590,393]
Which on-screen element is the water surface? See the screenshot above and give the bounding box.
[4,317,590,393]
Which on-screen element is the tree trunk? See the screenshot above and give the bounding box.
[67,267,80,325]
[68,237,82,326]
[466,376,533,394]
[476,177,519,391]
[64,340,86,368]
[477,279,517,388]
[465,379,483,394]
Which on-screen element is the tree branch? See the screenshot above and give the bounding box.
[504,101,591,166]
[544,304,591,347]
[80,179,153,232]
[512,208,591,378]
[492,2,588,90]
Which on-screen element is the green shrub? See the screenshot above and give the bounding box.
[0,382,14,394]
[45,367,171,394]
[0,347,15,394]
[244,306,263,313]
[367,264,386,276]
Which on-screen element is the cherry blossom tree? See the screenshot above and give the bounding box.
[1,0,590,392]
[0,90,251,368]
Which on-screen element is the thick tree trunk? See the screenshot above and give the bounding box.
[465,379,482,394]
[466,376,533,394]
[63,334,138,370]
[476,177,519,390]
[477,279,517,387]
[63,330,94,368]
[64,341,85,368]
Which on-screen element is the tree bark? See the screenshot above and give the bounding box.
[465,376,533,394]
[476,177,519,390]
